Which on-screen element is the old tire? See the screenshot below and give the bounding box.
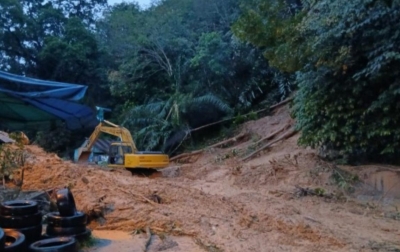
[46,212,87,227]
[46,226,86,236]
[0,200,38,216]
[0,212,42,229]
[43,228,91,242]
[55,188,77,217]
[73,228,92,242]
[0,228,5,251]
[8,225,43,243]
[29,237,78,252]
[3,229,26,252]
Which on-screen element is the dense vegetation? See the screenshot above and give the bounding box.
[233,0,400,163]
[1,0,400,163]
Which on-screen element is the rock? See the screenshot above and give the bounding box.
[82,177,89,184]
[0,131,15,143]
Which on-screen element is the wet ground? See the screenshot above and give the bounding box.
[14,104,400,252]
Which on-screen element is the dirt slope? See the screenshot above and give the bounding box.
[19,104,400,252]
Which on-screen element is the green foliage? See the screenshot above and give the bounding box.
[234,0,400,162]
[232,0,307,73]
[331,167,359,192]
[34,124,72,153]
[233,111,258,126]
[0,144,25,181]
[38,18,98,81]
[97,0,284,151]
[0,0,111,107]
[0,0,289,154]
[292,0,400,161]
[122,93,232,151]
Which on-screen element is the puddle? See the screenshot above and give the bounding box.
[82,231,203,252]
[83,230,145,252]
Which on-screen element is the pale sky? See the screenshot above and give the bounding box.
[108,0,153,8]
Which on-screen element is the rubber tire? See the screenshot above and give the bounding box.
[8,225,43,243]
[3,229,26,252]
[0,212,42,229]
[46,226,86,236]
[46,212,87,227]
[29,237,78,252]
[0,200,38,216]
[43,228,91,242]
[55,188,77,217]
[73,228,92,242]
[0,228,5,252]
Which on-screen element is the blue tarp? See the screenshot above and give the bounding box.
[0,70,98,131]
[0,70,88,101]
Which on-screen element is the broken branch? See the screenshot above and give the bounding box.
[269,97,293,110]
[241,128,297,161]
[190,97,293,133]
[144,226,152,252]
[208,132,248,149]
[251,124,289,147]
[170,132,248,162]
[118,188,158,206]
[169,150,203,162]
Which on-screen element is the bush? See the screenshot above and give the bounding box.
[234,0,400,163]
[292,0,400,162]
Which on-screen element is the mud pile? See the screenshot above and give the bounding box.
[16,104,400,251]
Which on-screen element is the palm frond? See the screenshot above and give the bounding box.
[189,94,233,114]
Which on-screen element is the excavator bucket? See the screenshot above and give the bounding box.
[75,150,91,163]
[73,139,91,163]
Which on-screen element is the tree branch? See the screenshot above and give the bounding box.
[170,132,248,162]
[241,128,297,161]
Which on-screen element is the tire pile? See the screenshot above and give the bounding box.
[44,188,91,241]
[0,188,91,251]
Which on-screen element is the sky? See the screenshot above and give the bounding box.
[108,0,153,8]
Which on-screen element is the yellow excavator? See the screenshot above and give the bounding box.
[73,107,169,170]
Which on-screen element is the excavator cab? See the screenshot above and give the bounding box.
[108,142,133,165]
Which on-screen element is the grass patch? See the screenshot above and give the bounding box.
[195,238,223,252]
[78,235,98,248]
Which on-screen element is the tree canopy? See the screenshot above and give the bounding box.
[233,0,400,163]
[1,0,399,163]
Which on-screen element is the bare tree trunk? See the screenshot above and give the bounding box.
[241,128,297,161]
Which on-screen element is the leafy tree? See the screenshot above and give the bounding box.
[98,2,193,105]
[293,0,400,162]
[122,93,232,152]
[50,0,107,27]
[95,0,287,150]
[233,0,305,73]
[234,0,400,162]
[0,0,110,106]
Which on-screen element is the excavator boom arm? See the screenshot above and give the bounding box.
[74,118,169,169]
[75,120,138,163]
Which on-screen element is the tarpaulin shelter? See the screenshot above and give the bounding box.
[0,70,98,131]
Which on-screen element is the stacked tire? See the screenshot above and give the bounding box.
[29,236,79,252]
[0,227,27,251]
[0,200,42,245]
[44,188,91,241]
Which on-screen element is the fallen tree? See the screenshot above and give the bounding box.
[249,124,289,147]
[241,127,297,161]
[170,132,248,162]
[169,98,294,161]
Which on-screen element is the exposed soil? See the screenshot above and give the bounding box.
[12,104,400,251]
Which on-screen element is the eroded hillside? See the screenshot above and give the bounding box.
[13,104,400,252]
